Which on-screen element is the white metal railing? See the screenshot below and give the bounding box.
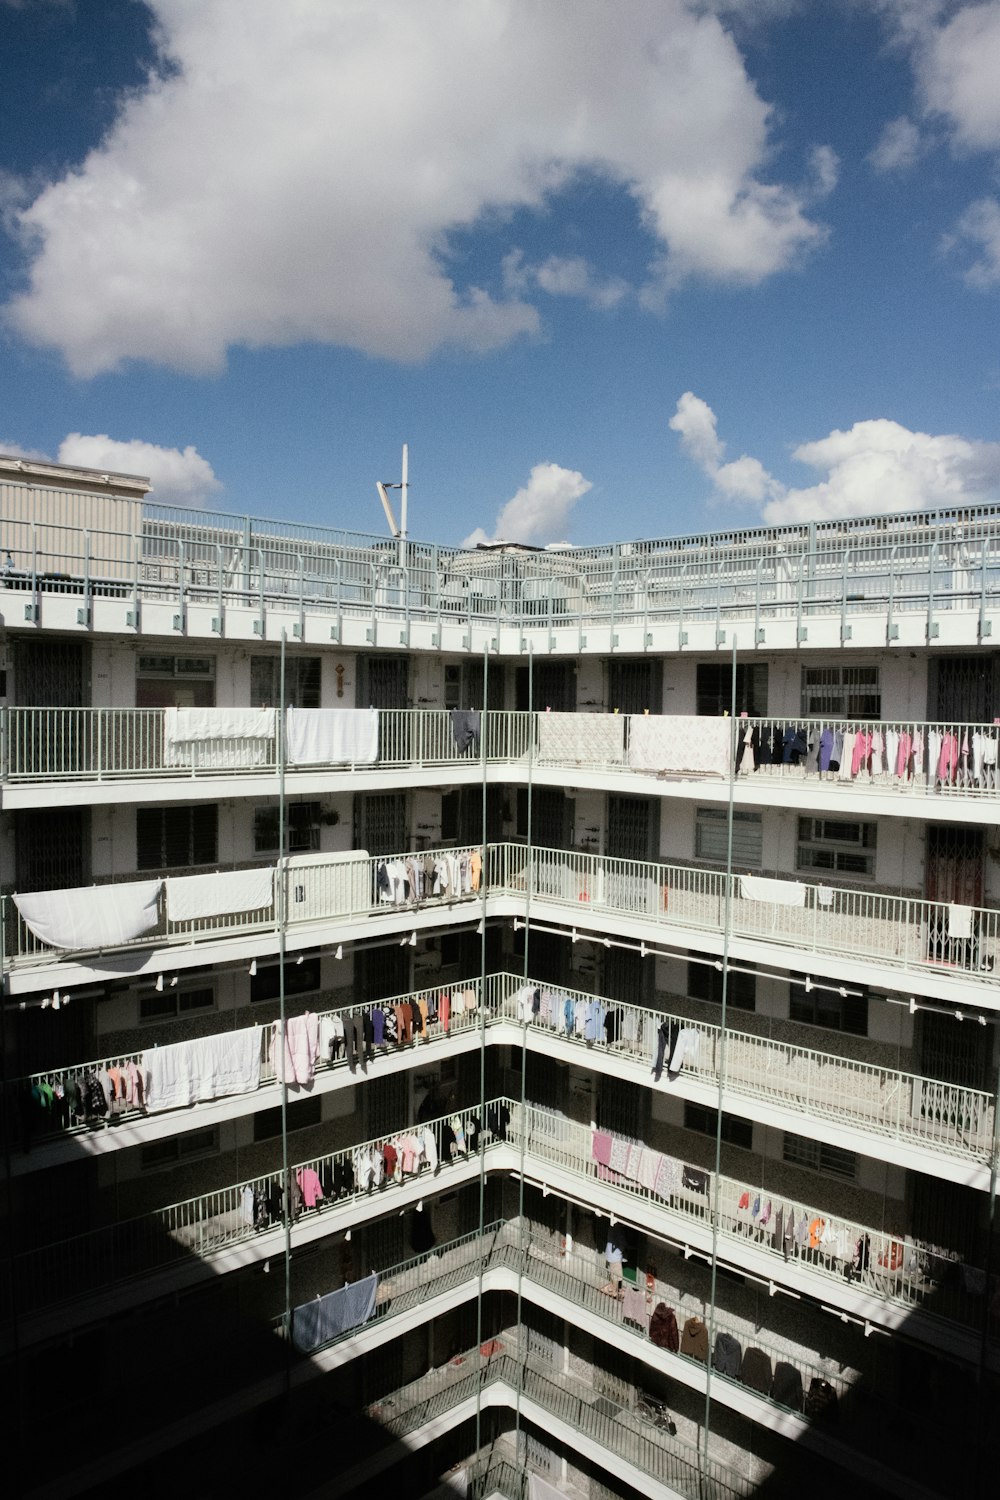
[3,842,483,966]
[6,1095,982,1336]
[5,707,1000,801]
[13,972,992,1172]
[492,843,1000,987]
[5,492,1000,638]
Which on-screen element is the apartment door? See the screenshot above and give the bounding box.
[355,791,408,856]
[924,825,984,964]
[356,653,408,708]
[515,661,576,713]
[607,658,663,715]
[16,806,89,891]
[929,653,1000,723]
[606,794,660,917]
[11,638,91,776]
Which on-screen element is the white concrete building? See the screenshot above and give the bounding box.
[2,454,998,1500]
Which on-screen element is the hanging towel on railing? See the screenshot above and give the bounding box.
[14,880,161,951]
[271,1012,319,1087]
[628,714,729,776]
[285,707,378,765]
[165,866,275,922]
[537,711,625,766]
[164,707,275,766]
[739,875,806,907]
[948,903,973,940]
[290,1272,378,1352]
[142,1026,261,1111]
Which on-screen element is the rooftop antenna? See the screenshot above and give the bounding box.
[375,443,408,567]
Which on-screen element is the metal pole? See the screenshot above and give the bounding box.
[278,630,293,1363]
[475,644,489,1459]
[701,635,738,1486]
[514,641,533,1449]
[399,443,409,570]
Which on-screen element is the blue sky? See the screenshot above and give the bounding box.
[1,0,999,548]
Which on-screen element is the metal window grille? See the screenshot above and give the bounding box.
[695,807,762,868]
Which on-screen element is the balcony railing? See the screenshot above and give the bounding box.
[4,1095,983,1339]
[11,974,993,1172]
[3,841,483,967]
[4,706,1000,801]
[494,843,1000,988]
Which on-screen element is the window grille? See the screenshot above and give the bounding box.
[607,794,658,862]
[696,662,768,717]
[685,1102,753,1150]
[800,663,880,718]
[695,807,762,868]
[783,1132,856,1180]
[141,1126,218,1171]
[355,792,408,856]
[796,817,876,879]
[789,974,868,1035]
[687,955,756,1011]
[136,804,217,871]
[607,658,662,715]
[253,801,320,854]
[249,654,321,708]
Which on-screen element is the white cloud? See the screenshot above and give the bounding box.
[807,144,840,198]
[462,462,592,548]
[670,392,1000,523]
[55,434,222,505]
[947,195,1000,286]
[0,439,51,461]
[533,256,629,310]
[916,2,1000,152]
[669,391,782,502]
[868,115,923,172]
[6,0,829,376]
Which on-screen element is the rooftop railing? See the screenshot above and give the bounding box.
[4,490,1000,636]
[11,973,994,1171]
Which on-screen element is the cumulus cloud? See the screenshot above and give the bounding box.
[55,434,222,505]
[6,0,830,376]
[669,391,782,502]
[868,115,924,172]
[462,463,592,548]
[916,1,1000,152]
[0,439,51,461]
[670,393,1000,523]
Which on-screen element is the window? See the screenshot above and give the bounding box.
[250,655,321,708]
[253,801,320,855]
[783,1132,856,1180]
[696,663,768,717]
[253,1096,322,1141]
[800,664,880,719]
[139,982,215,1023]
[687,955,756,1011]
[695,808,762,869]
[684,1102,753,1151]
[797,817,876,879]
[137,656,215,679]
[250,956,321,1003]
[441,790,460,843]
[136,655,215,709]
[789,974,868,1035]
[140,1126,218,1171]
[137,804,218,870]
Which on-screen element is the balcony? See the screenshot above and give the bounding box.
[4,1096,989,1357]
[5,842,996,1006]
[10,974,994,1180]
[3,707,1000,812]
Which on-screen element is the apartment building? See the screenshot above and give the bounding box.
[2,453,998,1500]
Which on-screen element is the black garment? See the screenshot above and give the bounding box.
[652,1020,678,1082]
[681,1165,709,1194]
[735,724,759,773]
[439,1122,456,1162]
[449,709,481,755]
[376,861,390,896]
[740,1347,772,1394]
[604,1009,620,1044]
[342,1013,366,1074]
[782,726,808,764]
[805,1378,839,1423]
[485,1103,510,1141]
[712,1332,743,1379]
[772,1362,803,1411]
[83,1072,108,1118]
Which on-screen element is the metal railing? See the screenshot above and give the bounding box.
[5,489,1000,638]
[492,843,1000,987]
[12,973,992,1172]
[4,706,1000,801]
[4,1095,980,1335]
[4,842,483,966]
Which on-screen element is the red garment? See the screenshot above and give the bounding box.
[382,1141,398,1177]
[439,993,451,1033]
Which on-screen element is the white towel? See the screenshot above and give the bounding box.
[143,1027,261,1112]
[285,707,378,765]
[164,706,276,746]
[166,866,275,922]
[740,875,806,907]
[628,714,730,776]
[948,903,973,940]
[15,880,161,951]
[816,885,834,908]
